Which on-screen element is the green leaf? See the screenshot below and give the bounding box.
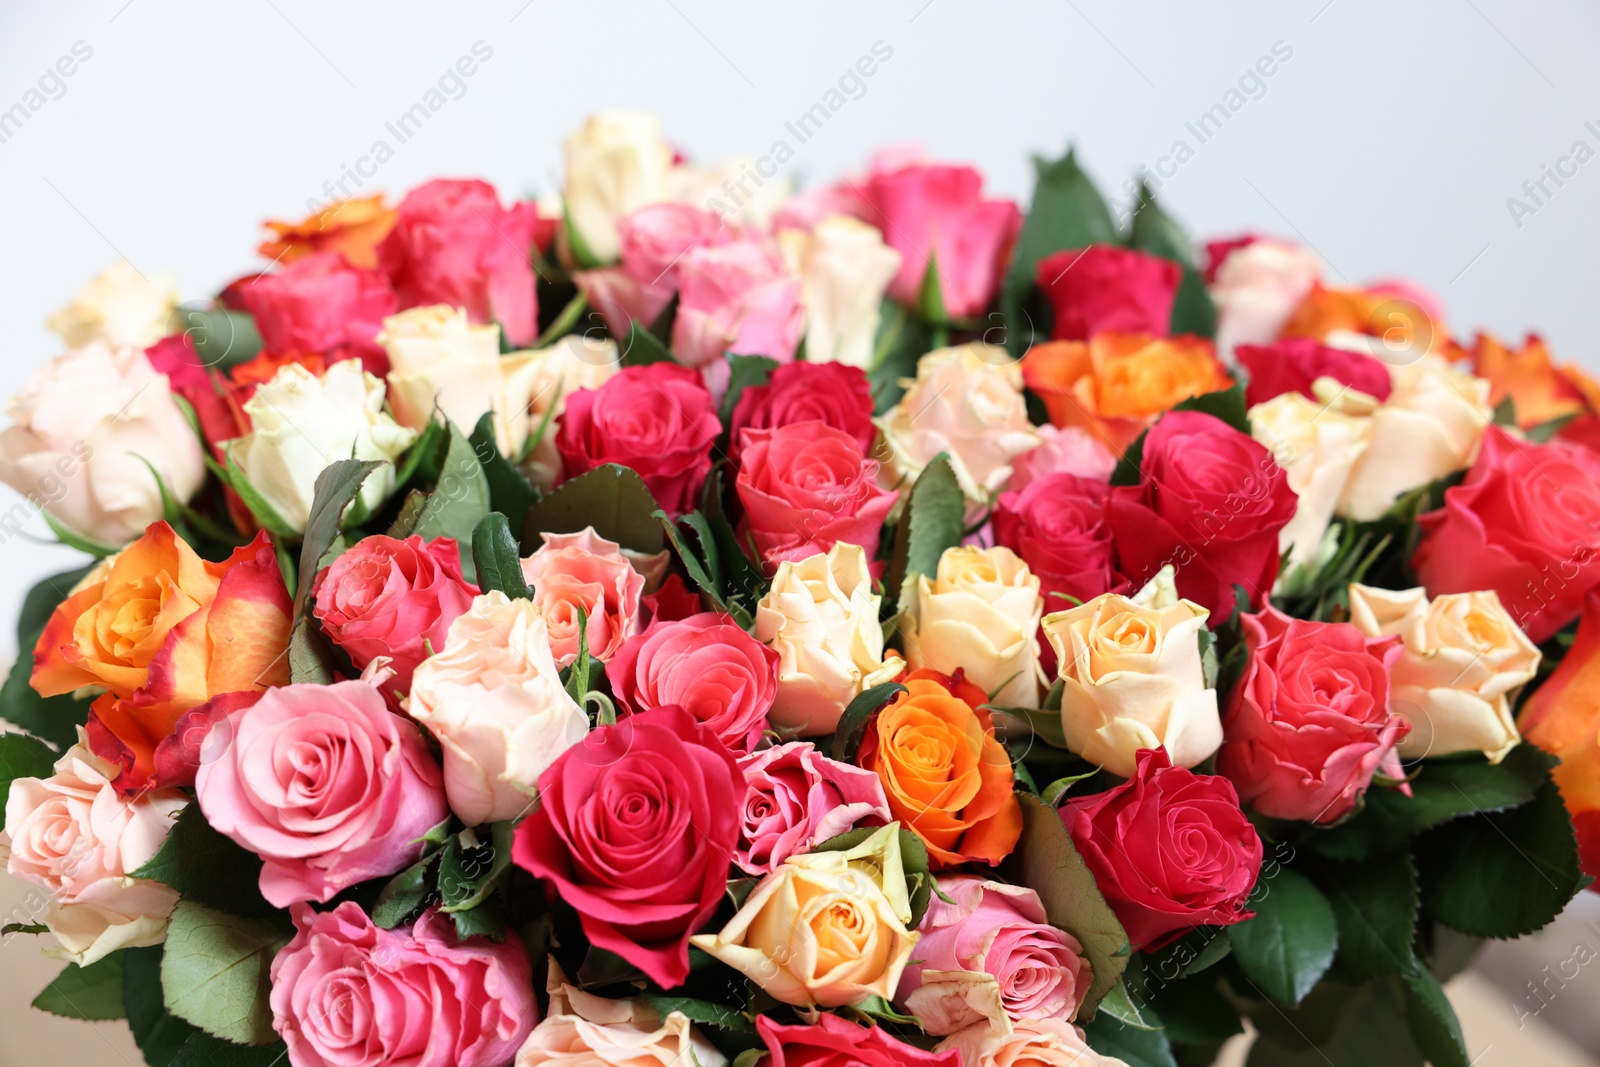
[1317,854,1418,982]
[524,463,665,555]
[287,615,339,686]
[1143,974,1242,1045]
[409,424,491,581]
[176,306,262,370]
[641,995,755,1033]
[394,418,449,489]
[372,852,439,929]
[471,513,533,599]
[1173,383,1249,434]
[1127,182,1217,339]
[718,353,778,427]
[702,466,766,610]
[440,822,514,913]
[564,606,593,705]
[160,900,289,1045]
[470,412,537,533]
[1082,1010,1177,1067]
[884,452,965,610]
[916,249,948,324]
[867,299,931,413]
[1491,395,1517,427]
[1241,980,1423,1067]
[293,458,385,615]
[171,1034,291,1067]
[221,449,299,543]
[1229,868,1338,1004]
[655,509,729,612]
[562,198,606,270]
[1096,980,1160,1030]
[533,290,590,349]
[124,946,200,1067]
[1400,958,1469,1067]
[0,731,59,800]
[986,704,1069,750]
[829,682,907,763]
[33,954,126,1020]
[131,803,278,921]
[2,568,94,750]
[620,322,677,367]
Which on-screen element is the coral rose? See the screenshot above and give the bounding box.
[521,527,645,667]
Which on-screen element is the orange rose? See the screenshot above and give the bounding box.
[1449,331,1600,434]
[1280,281,1446,361]
[1021,333,1229,455]
[258,195,397,270]
[857,668,1022,868]
[31,522,293,789]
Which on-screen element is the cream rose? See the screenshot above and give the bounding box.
[516,959,726,1067]
[407,591,589,826]
[779,215,901,370]
[1209,238,1321,359]
[1,731,187,965]
[47,261,180,350]
[669,156,791,230]
[755,542,902,737]
[1348,584,1539,763]
[225,359,416,532]
[936,1019,1131,1067]
[1042,593,1221,777]
[521,333,621,492]
[563,110,674,264]
[690,823,918,1010]
[903,545,1045,708]
[378,305,543,455]
[876,343,1040,516]
[0,342,205,547]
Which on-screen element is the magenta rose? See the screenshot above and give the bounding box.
[1203,234,1259,283]
[311,534,479,694]
[1106,410,1297,619]
[995,472,1126,610]
[1064,747,1263,950]
[1035,244,1181,341]
[862,159,1021,320]
[756,1014,961,1067]
[1217,606,1407,824]
[194,680,448,906]
[607,611,779,755]
[727,360,876,469]
[1237,337,1394,408]
[670,240,804,369]
[377,177,542,346]
[1009,425,1117,492]
[576,202,731,337]
[511,704,742,987]
[238,251,397,367]
[555,362,720,517]
[735,741,890,874]
[896,874,1090,1034]
[270,903,535,1067]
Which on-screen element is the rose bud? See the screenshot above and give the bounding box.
[1035,244,1180,341]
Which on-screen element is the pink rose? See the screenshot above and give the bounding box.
[238,251,397,367]
[312,534,480,694]
[1036,244,1181,341]
[607,611,778,755]
[735,741,891,874]
[1008,425,1117,492]
[671,240,804,369]
[270,902,535,1067]
[377,178,542,347]
[195,680,448,906]
[576,202,731,337]
[896,875,1090,1036]
[727,360,876,469]
[995,472,1127,612]
[521,527,645,666]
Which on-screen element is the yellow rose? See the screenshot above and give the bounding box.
[47,261,180,350]
[515,958,727,1067]
[779,215,901,370]
[903,545,1044,708]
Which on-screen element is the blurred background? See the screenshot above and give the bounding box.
[2,1,1599,1063]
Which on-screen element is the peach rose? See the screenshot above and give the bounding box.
[521,527,644,667]
[563,110,674,264]
[259,194,398,270]
[936,1019,1131,1067]
[47,261,180,350]
[903,545,1045,708]
[1208,237,1321,358]
[515,959,726,1067]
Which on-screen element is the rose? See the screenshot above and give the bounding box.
[896,875,1090,1036]
[311,533,479,694]
[1412,427,1600,643]
[516,959,727,1067]
[407,591,589,826]
[1349,584,1539,763]
[512,705,742,988]
[1282,280,1448,361]
[377,305,544,456]
[734,741,890,874]
[0,341,206,546]
[575,203,729,337]
[31,522,293,791]
[521,527,645,667]
[225,360,417,532]
[607,611,778,755]
[1236,337,1393,408]
[778,214,902,368]
[1021,334,1231,457]
[554,362,720,517]
[726,360,876,469]
[1520,591,1600,882]
[377,177,542,346]
[902,546,1045,708]
[670,240,804,369]
[690,824,920,1008]
[518,333,621,491]
[670,155,792,228]
[1249,389,1372,577]
[238,250,398,366]
[563,110,674,264]
[1208,237,1321,357]
[1455,331,1597,435]
[1064,747,1262,949]
[196,680,448,905]
[1041,592,1220,778]
[1217,605,1407,823]
[1035,244,1181,341]
[935,1019,1132,1067]
[858,669,1023,868]
[754,1014,960,1067]
[2,730,187,965]
[1106,410,1297,619]
[259,194,397,270]
[860,158,1021,320]
[735,420,898,567]
[754,543,902,736]
[271,902,535,1067]
[1008,425,1117,492]
[995,473,1125,618]
[877,343,1040,514]
[47,261,179,349]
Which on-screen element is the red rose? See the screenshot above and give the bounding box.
[555,362,720,517]
[1106,410,1297,619]
[727,361,875,468]
[1236,337,1393,408]
[994,472,1127,608]
[511,705,742,988]
[756,1013,960,1067]
[1035,244,1181,341]
[606,611,779,755]
[1413,427,1600,643]
[238,251,397,367]
[1063,747,1262,950]
[311,534,479,693]
[735,420,898,567]
[377,178,542,347]
[1216,606,1407,824]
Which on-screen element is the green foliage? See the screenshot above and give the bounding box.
[124,946,200,1067]
[1228,868,1338,1004]
[403,424,491,579]
[2,567,94,749]
[470,412,537,533]
[1126,182,1217,338]
[1317,853,1418,983]
[884,453,965,612]
[160,900,289,1045]
[620,322,676,366]
[471,512,533,599]
[175,307,262,371]
[33,953,126,1020]
[170,1034,291,1067]
[132,803,278,921]
[0,731,58,800]
[867,299,932,412]
[828,682,906,763]
[524,463,665,555]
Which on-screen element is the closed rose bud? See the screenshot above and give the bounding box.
[903,546,1045,708]
[1208,237,1321,359]
[47,261,180,350]
[779,215,901,369]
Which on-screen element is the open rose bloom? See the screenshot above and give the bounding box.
[1,111,1591,1067]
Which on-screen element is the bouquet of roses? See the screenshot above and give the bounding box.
[2,109,1596,1067]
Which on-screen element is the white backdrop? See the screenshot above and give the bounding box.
[2,0,1598,655]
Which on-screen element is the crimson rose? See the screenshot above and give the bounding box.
[1236,337,1393,408]
[756,1013,960,1067]
[1035,243,1180,341]
[727,361,876,467]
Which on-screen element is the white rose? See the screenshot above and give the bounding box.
[47,261,180,350]
[563,110,674,264]
[669,156,792,230]
[1209,239,1321,359]
[520,334,620,492]
[779,215,901,370]
[903,545,1045,708]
